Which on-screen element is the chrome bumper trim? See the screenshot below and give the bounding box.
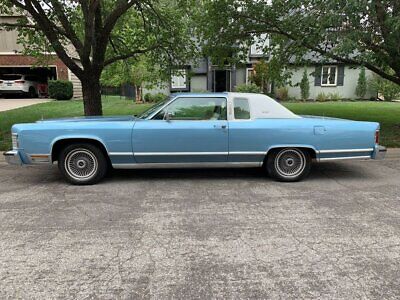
[3,150,22,166]
[112,162,262,169]
[374,145,386,160]
[319,155,371,162]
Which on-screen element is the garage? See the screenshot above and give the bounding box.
[0,66,58,98]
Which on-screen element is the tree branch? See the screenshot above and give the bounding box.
[103,44,161,66]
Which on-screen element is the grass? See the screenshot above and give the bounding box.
[284,101,400,148]
[0,96,152,151]
[0,98,399,151]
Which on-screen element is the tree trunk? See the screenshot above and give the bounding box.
[81,76,103,116]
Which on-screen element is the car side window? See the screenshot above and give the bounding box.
[234,98,251,119]
[153,97,227,120]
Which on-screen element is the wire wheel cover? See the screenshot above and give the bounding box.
[275,149,306,178]
[65,148,98,180]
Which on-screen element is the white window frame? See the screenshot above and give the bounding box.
[249,34,269,57]
[246,68,254,85]
[171,69,187,89]
[321,65,338,86]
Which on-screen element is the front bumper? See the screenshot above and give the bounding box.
[3,150,22,165]
[373,145,387,160]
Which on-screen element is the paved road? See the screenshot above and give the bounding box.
[0,157,400,299]
[0,98,51,112]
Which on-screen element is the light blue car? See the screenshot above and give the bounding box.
[4,93,386,184]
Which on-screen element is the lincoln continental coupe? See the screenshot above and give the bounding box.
[4,93,386,185]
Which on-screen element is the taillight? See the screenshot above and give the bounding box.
[375,130,380,144]
[15,80,25,84]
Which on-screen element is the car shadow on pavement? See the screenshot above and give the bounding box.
[105,161,374,183]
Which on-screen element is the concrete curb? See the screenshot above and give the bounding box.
[1,148,400,163]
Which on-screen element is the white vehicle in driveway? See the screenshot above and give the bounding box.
[0,74,39,98]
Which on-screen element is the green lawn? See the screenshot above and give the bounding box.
[0,98,399,151]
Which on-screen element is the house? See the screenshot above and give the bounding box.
[145,36,376,101]
[0,14,82,98]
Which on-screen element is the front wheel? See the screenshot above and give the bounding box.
[58,143,108,185]
[266,148,311,182]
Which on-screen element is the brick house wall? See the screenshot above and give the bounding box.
[0,54,69,80]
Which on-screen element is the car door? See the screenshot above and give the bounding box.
[132,96,229,164]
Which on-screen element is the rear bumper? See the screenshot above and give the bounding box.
[373,145,386,160]
[0,90,26,94]
[3,150,22,165]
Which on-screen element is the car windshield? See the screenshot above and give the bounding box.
[137,98,170,119]
[1,74,22,81]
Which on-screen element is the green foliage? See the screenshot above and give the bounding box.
[0,0,198,115]
[275,87,289,101]
[144,93,168,103]
[328,92,342,101]
[48,80,73,101]
[356,67,367,99]
[316,92,328,102]
[300,70,310,100]
[198,0,400,86]
[250,60,269,93]
[235,83,260,93]
[370,75,400,101]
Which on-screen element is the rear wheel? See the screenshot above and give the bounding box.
[266,148,311,182]
[58,143,108,185]
[28,86,37,98]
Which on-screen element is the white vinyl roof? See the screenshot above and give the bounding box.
[228,93,300,119]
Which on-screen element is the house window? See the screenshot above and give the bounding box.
[171,69,187,89]
[246,68,254,84]
[321,66,337,86]
[250,34,269,56]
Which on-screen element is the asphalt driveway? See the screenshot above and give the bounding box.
[1,155,400,299]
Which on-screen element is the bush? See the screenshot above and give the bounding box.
[144,93,152,102]
[300,69,310,100]
[355,66,367,99]
[143,92,168,103]
[48,80,73,100]
[369,75,400,101]
[235,83,261,93]
[275,86,289,101]
[316,92,328,102]
[328,92,341,101]
[154,93,168,102]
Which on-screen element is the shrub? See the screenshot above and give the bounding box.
[328,92,341,101]
[300,69,310,101]
[48,80,73,100]
[144,93,152,102]
[235,83,261,93]
[355,66,367,99]
[275,86,289,101]
[154,93,168,102]
[316,92,328,102]
[369,75,400,101]
[143,92,168,102]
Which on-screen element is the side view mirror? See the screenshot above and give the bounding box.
[165,112,173,122]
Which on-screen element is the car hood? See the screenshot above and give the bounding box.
[36,115,135,123]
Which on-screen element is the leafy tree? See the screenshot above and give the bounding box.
[0,0,196,115]
[101,56,162,102]
[300,69,310,100]
[199,0,400,86]
[356,67,367,99]
[250,60,269,94]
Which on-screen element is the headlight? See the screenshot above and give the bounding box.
[12,133,19,149]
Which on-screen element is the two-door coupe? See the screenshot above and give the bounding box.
[4,93,386,184]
